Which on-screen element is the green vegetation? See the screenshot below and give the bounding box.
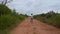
[0,4,28,34]
[34,11,60,28]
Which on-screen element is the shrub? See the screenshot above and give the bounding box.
[53,14,60,28]
[0,4,28,34]
[33,11,60,28]
[0,4,11,15]
[0,15,20,30]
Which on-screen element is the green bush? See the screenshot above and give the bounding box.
[0,15,20,30]
[53,15,60,28]
[0,4,11,15]
[0,4,28,34]
[34,11,60,28]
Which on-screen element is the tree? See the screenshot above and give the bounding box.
[47,10,55,14]
[1,0,13,5]
[46,10,55,18]
[0,4,12,15]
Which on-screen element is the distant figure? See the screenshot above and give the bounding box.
[30,14,33,23]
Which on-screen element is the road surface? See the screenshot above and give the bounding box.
[10,17,60,34]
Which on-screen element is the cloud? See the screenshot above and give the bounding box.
[7,0,60,15]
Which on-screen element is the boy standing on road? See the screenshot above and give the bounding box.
[30,14,33,23]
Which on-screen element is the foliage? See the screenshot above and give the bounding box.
[53,14,60,28]
[0,4,28,34]
[34,11,60,28]
[0,4,11,15]
[0,15,20,30]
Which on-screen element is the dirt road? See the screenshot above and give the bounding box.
[10,17,60,34]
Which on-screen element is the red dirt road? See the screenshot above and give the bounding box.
[10,18,60,34]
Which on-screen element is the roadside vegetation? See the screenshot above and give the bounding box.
[34,11,60,28]
[0,4,28,34]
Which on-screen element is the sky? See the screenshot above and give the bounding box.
[0,0,60,15]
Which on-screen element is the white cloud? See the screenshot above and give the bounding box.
[7,0,60,15]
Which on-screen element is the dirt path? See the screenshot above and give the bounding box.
[10,17,60,34]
